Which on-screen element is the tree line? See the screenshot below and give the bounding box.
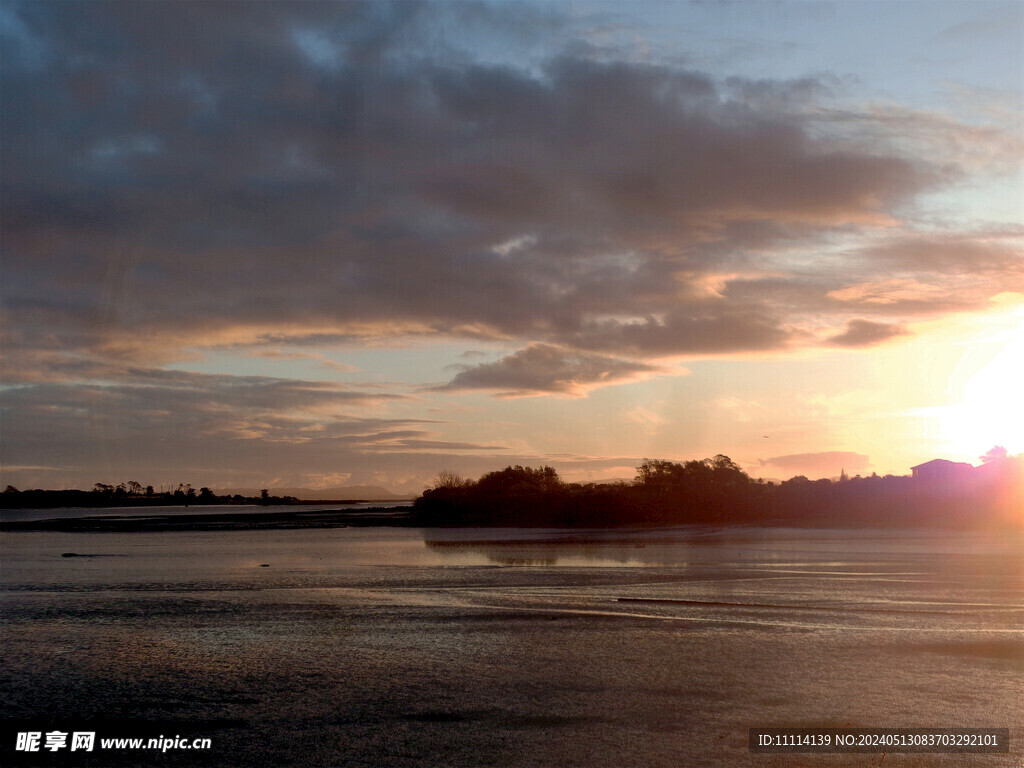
[0,482,298,509]
[413,452,1023,529]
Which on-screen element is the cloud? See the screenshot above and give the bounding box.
[0,363,641,490]
[860,234,1024,275]
[0,369,409,447]
[437,344,664,397]
[826,319,907,347]
[759,451,872,478]
[1,1,1021,490]
[0,365,499,487]
[3,0,999,373]
[624,406,669,427]
[722,227,1024,327]
[570,310,794,356]
[247,349,359,374]
[364,438,508,452]
[826,278,953,306]
[935,3,1024,45]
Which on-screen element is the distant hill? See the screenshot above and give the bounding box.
[214,485,411,501]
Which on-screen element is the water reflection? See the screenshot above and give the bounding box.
[3,526,1020,592]
[422,527,712,567]
[421,526,1024,568]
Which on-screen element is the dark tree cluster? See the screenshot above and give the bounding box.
[414,452,1023,529]
[0,482,298,509]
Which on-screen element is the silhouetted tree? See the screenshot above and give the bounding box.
[432,469,468,490]
[981,446,1009,464]
[635,459,686,493]
[475,465,562,496]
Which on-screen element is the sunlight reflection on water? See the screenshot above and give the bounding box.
[2,526,1021,767]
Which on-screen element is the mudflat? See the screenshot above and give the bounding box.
[2,527,1021,767]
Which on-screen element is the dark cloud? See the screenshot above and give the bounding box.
[0,362,635,489]
[827,319,907,347]
[857,233,1024,274]
[0,367,471,488]
[571,310,794,356]
[0,369,408,445]
[1,0,984,372]
[438,344,663,397]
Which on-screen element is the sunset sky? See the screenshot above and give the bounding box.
[1,0,1022,494]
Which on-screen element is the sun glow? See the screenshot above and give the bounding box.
[926,301,1024,461]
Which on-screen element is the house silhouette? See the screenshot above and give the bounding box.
[910,459,974,484]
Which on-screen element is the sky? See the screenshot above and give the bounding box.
[1,0,1022,494]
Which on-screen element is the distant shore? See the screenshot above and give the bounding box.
[3,451,1021,533]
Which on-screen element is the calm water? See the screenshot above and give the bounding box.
[2,526,1021,767]
[0,501,413,523]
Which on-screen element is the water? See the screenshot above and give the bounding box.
[2,526,1021,766]
[0,501,413,523]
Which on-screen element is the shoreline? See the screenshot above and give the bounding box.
[0,507,417,532]
[3,508,1019,533]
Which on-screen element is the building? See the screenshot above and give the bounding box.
[910,459,975,484]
